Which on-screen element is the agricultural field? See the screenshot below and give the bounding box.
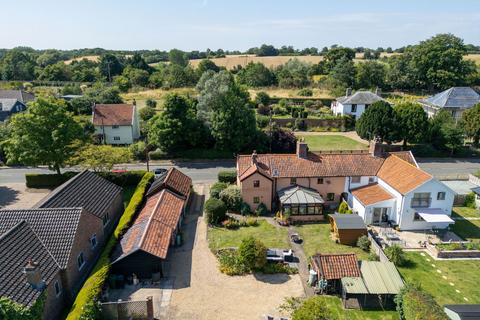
[120,87,196,109]
[64,55,101,64]
[249,87,334,100]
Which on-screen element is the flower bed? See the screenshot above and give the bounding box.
[427,241,480,259]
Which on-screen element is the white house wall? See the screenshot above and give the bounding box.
[94,125,135,145]
[353,198,396,225]
[399,179,454,230]
[377,178,404,225]
[332,102,368,119]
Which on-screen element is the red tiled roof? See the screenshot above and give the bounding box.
[113,189,185,261]
[311,253,360,280]
[351,183,394,206]
[147,168,192,198]
[92,104,134,126]
[388,151,417,167]
[239,163,272,181]
[377,155,432,195]
[237,152,385,179]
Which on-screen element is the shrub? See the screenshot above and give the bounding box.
[291,297,334,320]
[210,182,229,199]
[256,114,270,128]
[297,88,313,96]
[273,105,287,115]
[357,235,371,252]
[368,252,380,261]
[255,203,268,216]
[241,202,252,215]
[222,218,241,230]
[145,98,157,108]
[384,244,406,266]
[204,198,227,225]
[237,236,267,271]
[246,217,259,226]
[255,91,271,106]
[303,100,314,109]
[218,170,237,184]
[257,103,272,116]
[148,148,169,160]
[465,192,476,208]
[396,284,448,320]
[261,263,298,275]
[217,249,246,275]
[337,200,352,214]
[294,119,306,131]
[129,141,147,161]
[66,173,154,320]
[219,185,242,212]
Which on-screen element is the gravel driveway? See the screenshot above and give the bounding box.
[0,183,49,209]
[164,184,305,320]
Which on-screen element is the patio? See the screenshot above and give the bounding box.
[370,225,462,249]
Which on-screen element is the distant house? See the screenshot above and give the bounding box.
[111,168,192,280]
[331,89,385,120]
[419,87,480,120]
[0,89,35,121]
[92,103,140,145]
[0,171,123,319]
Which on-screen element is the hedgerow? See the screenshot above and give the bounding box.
[65,172,154,320]
[0,293,45,320]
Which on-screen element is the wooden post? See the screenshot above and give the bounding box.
[146,296,154,320]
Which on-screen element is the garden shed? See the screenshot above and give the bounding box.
[341,261,404,309]
[329,213,367,245]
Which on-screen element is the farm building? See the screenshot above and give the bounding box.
[341,261,404,309]
[329,213,367,245]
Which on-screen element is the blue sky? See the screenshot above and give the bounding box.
[1,0,479,50]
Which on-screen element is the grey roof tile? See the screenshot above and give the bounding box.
[0,221,60,307]
[421,87,480,109]
[0,90,35,103]
[337,91,384,105]
[0,208,83,268]
[35,170,122,219]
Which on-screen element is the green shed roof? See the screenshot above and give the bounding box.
[341,277,368,294]
[360,261,404,294]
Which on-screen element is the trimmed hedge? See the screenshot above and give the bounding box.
[25,170,147,189]
[218,170,237,184]
[396,284,448,320]
[65,172,154,320]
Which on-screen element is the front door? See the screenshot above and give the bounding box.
[372,208,388,225]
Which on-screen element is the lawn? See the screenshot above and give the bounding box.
[297,135,367,151]
[397,252,480,306]
[208,220,290,251]
[451,206,480,242]
[295,223,370,260]
[317,296,399,320]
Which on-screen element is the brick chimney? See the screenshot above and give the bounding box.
[24,259,45,291]
[251,150,258,165]
[346,88,352,97]
[369,137,383,157]
[296,139,308,159]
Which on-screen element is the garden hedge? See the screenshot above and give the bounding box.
[25,170,147,189]
[218,170,237,184]
[396,284,448,320]
[65,172,154,320]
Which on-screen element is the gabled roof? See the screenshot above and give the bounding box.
[329,214,366,230]
[377,155,432,195]
[35,170,122,219]
[0,221,60,307]
[146,167,192,198]
[0,99,25,112]
[359,261,404,294]
[237,153,385,179]
[239,163,272,181]
[351,183,395,206]
[0,208,83,268]
[420,87,480,110]
[0,89,35,103]
[278,185,324,205]
[336,91,384,105]
[92,104,135,126]
[311,253,360,280]
[112,189,185,262]
[388,151,418,167]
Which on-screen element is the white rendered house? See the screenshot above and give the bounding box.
[331,89,385,120]
[92,103,140,145]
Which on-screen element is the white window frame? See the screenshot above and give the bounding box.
[113,136,121,141]
[54,280,61,297]
[90,234,97,249]
[77,252,85,270]
[437,192,446,200]
[103,213,110,227]
[253,196,260,204]
[351,176,361,183]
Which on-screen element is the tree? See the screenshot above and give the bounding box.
[404,33,476,90]
[138,106,156,121]
[291,297,335,320]
[355,60,386,89]
[37,61,71,81]
[395,102,428,146]
[70,145,132,172]
[384,245,406,266]
[237,62,276,87]
[196,59,220,76]
[126,53,152,72]
[255,91,271,106]
[461,103,480,146]
[204,198,227,225]
[356,101,398,143]
[122,66,150,87]
[256,44,279,57]
[237,236,267,271]
[270,126,297,153]
[429,109,464,154]
[0,49,36,80]
[329,57,356,87]
[197,71,257,151]
[324,47,355,69]
[99,54,123,81]
[168,49,189,67]
[3,98,83,174]
[337,200,352,214]
[275,59,311,88]
[84,84,123,104]
[148,93,206,152]
[36,49,63,67]
[219,185,242,212]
